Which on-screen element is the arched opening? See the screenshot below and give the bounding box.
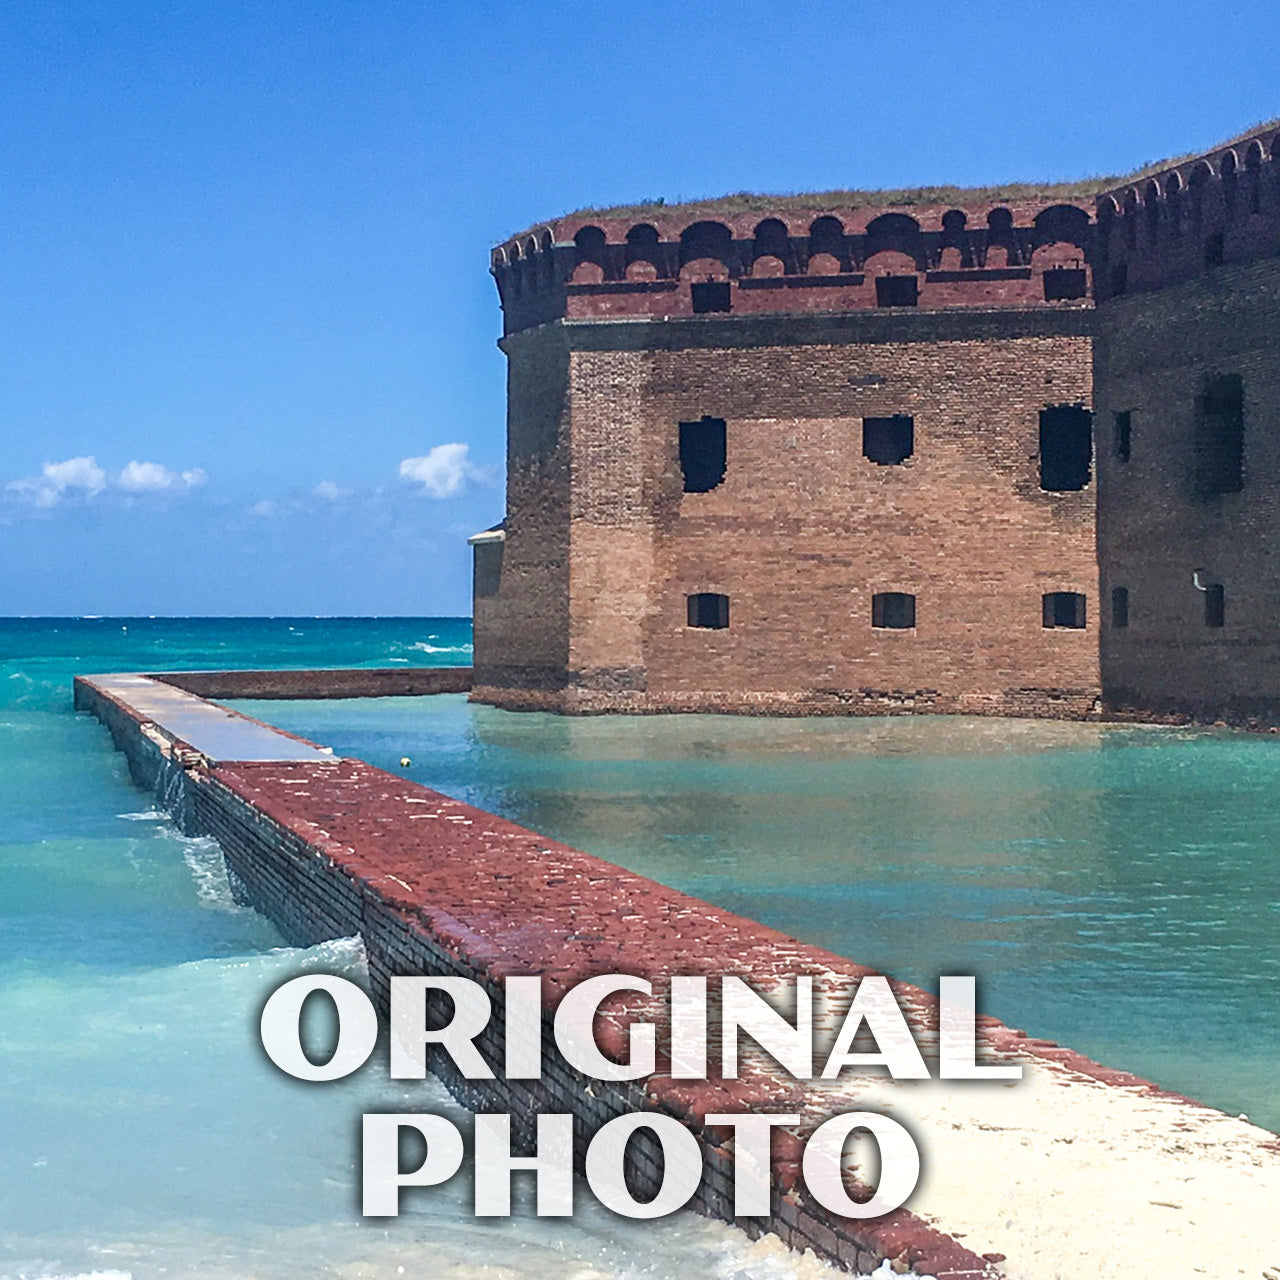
[1033,204,1088,250]
[1144,181,1161,241]
[538,229,554,284]
[1220,150,1238,212]
[574,225,607,267]
[985,207,1017,267]
[1188,162,1212,228]
[939,209,969,268]
[1164,172,1183,233]
[679,221,733,270]
[1245,142,1264,214]
[506,241,523,296]
[625,224,662,280]
[864,213,921,268]
[1122,189,1139,248]
[807,215,846,269]
[753,217,789,259]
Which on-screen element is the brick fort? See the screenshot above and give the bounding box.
[470,121,1280,725]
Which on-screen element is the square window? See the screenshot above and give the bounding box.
[1043,592,1086,629]
[875,275,918,307]
[872,592,916,629]
[862,416,914,466]
[691,281,731,313]
[1044,267,1088,301]
[687,592,729,629]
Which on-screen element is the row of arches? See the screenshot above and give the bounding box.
[1098,131,1280,243]
[494,206,1090,287]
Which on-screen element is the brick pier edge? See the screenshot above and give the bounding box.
[72,670,1279,1279]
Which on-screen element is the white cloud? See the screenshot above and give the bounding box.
[7,455,108,507]
[6,455,207,509]
[118,460,206,493]
[312,480,350,501]
[249,499,280,517]
[45,456,108,494]
[398,443,480,499]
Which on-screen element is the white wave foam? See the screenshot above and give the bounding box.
[116,810,165,822]
[271,933,370,980]
[2,1273,133,1280]
[179,837,240,910]
[409,642,471,654]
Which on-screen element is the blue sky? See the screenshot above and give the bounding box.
[1,0,1276,616]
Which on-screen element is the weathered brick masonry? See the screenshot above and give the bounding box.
[476,122,1280,726]
[475,199,1100,717]
[156,666,472,700]
[1093,124,1280,722]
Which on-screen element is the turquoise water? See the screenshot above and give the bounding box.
[240,695,1280,1138]
[2,619,838,1280]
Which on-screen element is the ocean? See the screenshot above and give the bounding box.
[3,617,1278,1279]
[0,618,840,1280]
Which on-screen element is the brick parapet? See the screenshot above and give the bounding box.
[1094,123,1280,301]
[493,200,1094,335]
[154,667,472,700]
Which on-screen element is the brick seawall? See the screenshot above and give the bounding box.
[73,671,1280,1279]
[156,666,472,700]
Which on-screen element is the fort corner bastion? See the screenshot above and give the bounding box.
[471,121,1280,722]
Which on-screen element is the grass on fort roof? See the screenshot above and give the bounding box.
[566,180,1113,222]
[526,118,1280,232]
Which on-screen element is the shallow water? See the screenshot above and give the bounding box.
[1,620,844,1280]
[240,694,1280,1137]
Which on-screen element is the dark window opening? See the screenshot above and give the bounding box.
[862,415,914,466]
[872,592,916,629]
[1111,586,1129,629]
[1039,404,1093,491]
[1043,592,1087,629]
[1113,410,1132,463]
[472,540,504,599]
[1110,261,1128,296]
[875,275,918,307]
[1204,583,1225,628]
[678,416,727,493]
[691,280,731,313]
[1204,231,1225,268]
[687,592,729,629]
[1194,374,1244,496]
[1044,267,1087,301]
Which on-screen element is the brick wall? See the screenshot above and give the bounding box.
[74,674,1002,1278]
[472,323,573,704]
[1093,125,1280,722]
[477,306,1100,717]
[156,667,473,700]
[1094,256,1280,720]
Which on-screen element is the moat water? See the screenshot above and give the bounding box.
[3,616,1278,1278]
